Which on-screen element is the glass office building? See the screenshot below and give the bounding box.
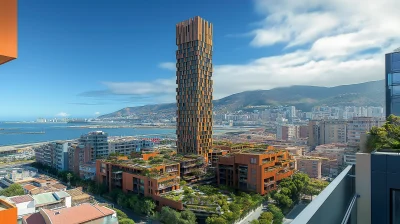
[385,48,400,117]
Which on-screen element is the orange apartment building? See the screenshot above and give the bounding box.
[0,199,17,224]
[217,147,295,195]
[207,149,228,167]
[0,0,17,65]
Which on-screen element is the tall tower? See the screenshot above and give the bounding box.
[385,47,400,117]
[176,16,213,158]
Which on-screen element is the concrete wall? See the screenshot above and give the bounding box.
[356,153,371,224]
[15,201,35,217]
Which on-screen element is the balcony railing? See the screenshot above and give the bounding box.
[264,181,275,186]
[291,165,356,224]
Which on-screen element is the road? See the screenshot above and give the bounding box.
[283,202,308,224]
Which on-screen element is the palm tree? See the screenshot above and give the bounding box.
[67,173,72,187]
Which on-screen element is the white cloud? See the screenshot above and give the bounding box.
[158,62,176,71]
[94,112,100,115]
[82,0,400,104]
[56,112,70,117]
[103,79,175,95]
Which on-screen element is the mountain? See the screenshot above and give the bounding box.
[99,80,384,118]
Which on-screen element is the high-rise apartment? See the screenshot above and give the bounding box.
[79,131,109,159]
[176,16,213,158]
[347,117,384,147]
[385,48,400,117]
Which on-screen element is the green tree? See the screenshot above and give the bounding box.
[229,203,241,214]
[250,220,259,224]
[142,199,156,216]
[159,207,180,224]
[119,218,135,224]
[180,210,197,224]
[267,204,284,224]
[259,211,273,224]
[367,114,400,152]
[273,193,293,209]
[67,173,72,186]
[0,183,24,197]
[113,207,129,221]
[206,215,228,224]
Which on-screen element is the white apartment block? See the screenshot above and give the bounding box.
[108,137,154,155]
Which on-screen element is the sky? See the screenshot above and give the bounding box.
[0,0,399,120]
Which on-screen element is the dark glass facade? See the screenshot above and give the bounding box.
[385,51,400,117]
[371,152,400,224]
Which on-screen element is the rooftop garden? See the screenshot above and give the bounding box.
[367,114,400,152]
[161,185,265,223]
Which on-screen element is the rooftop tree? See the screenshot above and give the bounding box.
[367,114,400,152]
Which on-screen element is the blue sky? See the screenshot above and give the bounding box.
[0,0,398,120]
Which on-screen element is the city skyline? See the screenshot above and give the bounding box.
[0,0,398,120]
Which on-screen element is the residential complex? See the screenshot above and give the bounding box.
[307,117,384,148]
[385,48,400,117]
[34,142,70,171]
[216,147,295,195]
[79,131,109,158]
[108,137,154,155]
[176,16,213,158]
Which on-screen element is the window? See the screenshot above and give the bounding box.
[250,158,256,164]
[392,189,400,223]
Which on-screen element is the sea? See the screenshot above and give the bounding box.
[0,122,176,146]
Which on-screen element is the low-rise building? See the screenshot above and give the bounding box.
[66,187,92,206]
[31,191,71,211]
[295,156,323,179]
[7,195,35,219]
[22,203,118,224]
[217,147,295,195]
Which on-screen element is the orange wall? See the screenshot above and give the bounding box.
[0,0,17,65]
[0,200,17,224]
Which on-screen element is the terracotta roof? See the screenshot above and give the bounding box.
[41,203,116,224]
[52,183,66,189]
[22,212,45,224]
[8,195,34,204]
[23,184,37,191]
